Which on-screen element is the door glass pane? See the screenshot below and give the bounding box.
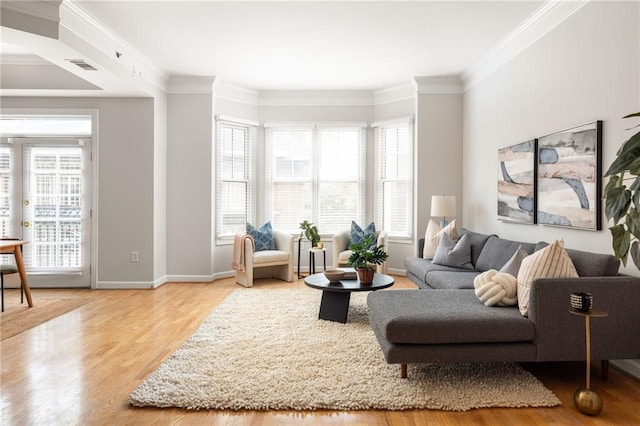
[0,146,11,237]
[28,146,83,270]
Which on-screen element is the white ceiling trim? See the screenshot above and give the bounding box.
[374,83,416,105]
[462,0,590,91]
[258,90,375,107]
[413,76,463,95]
[60,0,168,93]
[168,76,217,95]
[214,81,259,105]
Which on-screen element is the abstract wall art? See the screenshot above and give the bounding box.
[497,139,537,224]
[537,121,602,230]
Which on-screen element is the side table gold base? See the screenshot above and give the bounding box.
[574,387,603,416]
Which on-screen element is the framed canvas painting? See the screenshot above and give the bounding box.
[498,139,537,224]
[537,121,602,230]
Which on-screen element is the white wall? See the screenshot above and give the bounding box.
[166,93,214,280]
[463,1,640,275]
[1,97,158,286]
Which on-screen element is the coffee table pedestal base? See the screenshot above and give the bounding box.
[319,291,351,323]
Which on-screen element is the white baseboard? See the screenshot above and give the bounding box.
[612,359,640,380]
[94,281,156,289]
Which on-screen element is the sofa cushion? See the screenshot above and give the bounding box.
[534,241,620,277]
[404,257,469,286]
[432,233,474,269]
[475,236,536,271]
[425,270,480,289]
[517,240,578,316]
[423,220,457,259]
[367,289,535,344]
[459,228,494,266]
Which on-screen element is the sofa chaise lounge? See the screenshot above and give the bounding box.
[367,229,640,378]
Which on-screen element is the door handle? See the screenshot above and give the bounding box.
[24,200,30,206]
[22,221,30,228]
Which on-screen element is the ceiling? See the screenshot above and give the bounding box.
[1,1,545,95]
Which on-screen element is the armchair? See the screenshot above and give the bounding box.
[234,230,295,287]
[332,229,388,274]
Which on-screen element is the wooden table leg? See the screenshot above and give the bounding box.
[13,246,33,307]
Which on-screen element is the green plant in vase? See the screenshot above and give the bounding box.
[603,112,640,270]
[348,236,388,284]
[299,220,321,248]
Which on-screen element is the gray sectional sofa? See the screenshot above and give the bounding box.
[367,229,640,378]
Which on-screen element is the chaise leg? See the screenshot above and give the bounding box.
[401,363,407,379]
[601,360,609,381]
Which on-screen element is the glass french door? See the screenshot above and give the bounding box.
[0,137,91,287]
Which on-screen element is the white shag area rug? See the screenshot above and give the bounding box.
[129,288,560,411]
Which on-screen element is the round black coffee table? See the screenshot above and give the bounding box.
[304,273,394,323]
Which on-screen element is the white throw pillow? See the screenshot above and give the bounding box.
[474,270,518,307]
[517,240,578,316]
[423,220,457,260]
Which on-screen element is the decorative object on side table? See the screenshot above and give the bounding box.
[569,303,608,416]
[348,236,388,284]
[603,112,640,271]
[299,220,321,248]
[570,292,593,312]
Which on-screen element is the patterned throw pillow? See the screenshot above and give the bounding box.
[423,220,457,260]
[246,221,276,252]
[350,221,376,246]
[517,239,578,316]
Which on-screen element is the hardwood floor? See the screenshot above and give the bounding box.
[1,276,639,425]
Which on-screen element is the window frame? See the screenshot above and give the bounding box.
[215,116,257,244]
[373,118,414,241]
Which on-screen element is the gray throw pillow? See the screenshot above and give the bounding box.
[499,245,528,277]
[432,233,474,270]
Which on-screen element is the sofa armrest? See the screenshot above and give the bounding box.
[417,238,425,258]
[528,276,640,362]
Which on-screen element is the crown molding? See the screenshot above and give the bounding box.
[413,76,463,94]
[258,90,374,106]
[168,76,217,94]
[462,0,590,91]
[214,81,260,105]
[59,0,169,93]
[374,82,416,104]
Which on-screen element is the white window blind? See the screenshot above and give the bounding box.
[0,143,15,239]
[266,126,366,234]
[215,118,257,241]
[374,121,413,239]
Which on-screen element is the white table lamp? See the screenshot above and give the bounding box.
[431,195,456,228]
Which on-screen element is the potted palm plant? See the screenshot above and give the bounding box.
[603,112,640,270]
[348,236,388,284]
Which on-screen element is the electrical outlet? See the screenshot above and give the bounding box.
[131,251,139,263]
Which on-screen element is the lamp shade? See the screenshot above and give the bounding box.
[431,195,456,218]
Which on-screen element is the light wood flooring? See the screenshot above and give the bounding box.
[1,276,639,425]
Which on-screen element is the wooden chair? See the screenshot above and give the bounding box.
[1,237,23,312]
